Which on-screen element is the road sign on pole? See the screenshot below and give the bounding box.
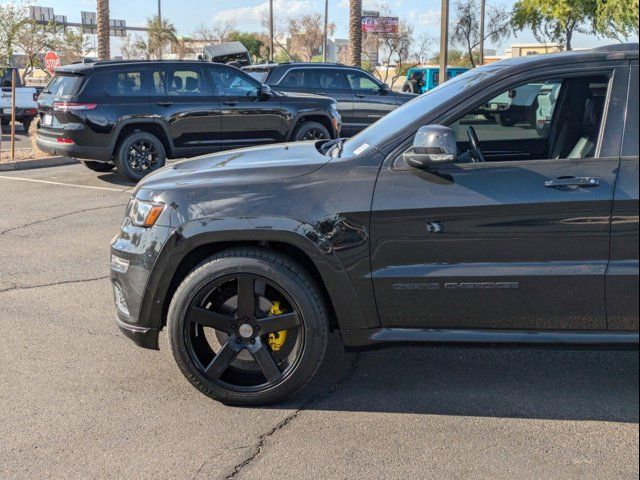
[44,51,61,76]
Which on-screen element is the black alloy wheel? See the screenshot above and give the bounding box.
[168,249,329,405]
[293,121,331,142]
[115,131,166,182]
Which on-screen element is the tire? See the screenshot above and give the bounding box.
[114,131,166,182]
[21,119,32,132]
[167,248,329,406]
[292,121,331,142]
[81,160,115,172]
[403,81,420,94]
[498,114,517,127]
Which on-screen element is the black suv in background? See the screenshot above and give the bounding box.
[36,60,341,181]
[244,63,415,136]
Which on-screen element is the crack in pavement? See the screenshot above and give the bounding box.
[0,275,109,294]
[0,203,127,237]
[221,353,361,480]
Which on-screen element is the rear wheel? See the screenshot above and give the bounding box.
[21,119,32,132]
[81,160,115,172]
[293,121,331,141]
[115,131,166,182]
[403,81,419,93]
[167,248,329,405]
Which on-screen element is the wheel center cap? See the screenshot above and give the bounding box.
[238,323,254,339]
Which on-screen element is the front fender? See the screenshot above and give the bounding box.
[137,215,369,333]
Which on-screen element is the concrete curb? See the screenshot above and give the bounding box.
[0,156,79,172]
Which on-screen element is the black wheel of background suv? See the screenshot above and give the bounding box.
[81,160,115,172]
[21,119,32,132]
[403,81,419,93]
[115,131,166,182]
[293,121,331,141]
[167,248,329,406]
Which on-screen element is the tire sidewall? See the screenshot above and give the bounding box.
[167,251,328,405]
[115,132,166,182]
[293,121,331,141]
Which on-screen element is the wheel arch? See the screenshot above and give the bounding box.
[109,119,174,159]
[287,112,337,141]
[138,221,368,338]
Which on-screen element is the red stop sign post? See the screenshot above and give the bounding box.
[44,51,61,77]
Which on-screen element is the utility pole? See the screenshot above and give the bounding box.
[158,0,162,23]
[269,0,274,62]
[479,0,485,65]
[439,0,449,86]
[323,0,329,62]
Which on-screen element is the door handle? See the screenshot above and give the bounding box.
[354,94,367,98]
[222,101,237,106]
[544,176,600,188]
[155,101,173,107]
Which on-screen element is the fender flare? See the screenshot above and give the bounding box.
[137,216,368,333]
[107,118,175,158]
[287,110,337,141]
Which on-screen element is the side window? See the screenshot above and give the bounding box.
[165,69,209,96]
[106,70,147,96]
[152,71,165,95]
[451,80,563,143]
[622,66,639,157]
[280,70,305,88]
[347,71,380,92]
[306,69,350,90]
[209,69,258,96]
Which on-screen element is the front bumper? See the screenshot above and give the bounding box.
[110,224,175,350]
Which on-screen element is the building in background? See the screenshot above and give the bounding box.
[505,43,564,57]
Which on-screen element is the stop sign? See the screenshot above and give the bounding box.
[44,51,61,76]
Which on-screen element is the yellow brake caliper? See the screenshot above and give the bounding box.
[267,301,288,352]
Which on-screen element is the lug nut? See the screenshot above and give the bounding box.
[250,339,255,344]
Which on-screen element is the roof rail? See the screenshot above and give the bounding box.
[591,43,639,52]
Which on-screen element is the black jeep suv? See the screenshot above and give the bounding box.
[244,62,415,136]
[112,44,639,405]
[36,60,341,181]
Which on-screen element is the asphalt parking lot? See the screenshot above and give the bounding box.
[0,162,638,479]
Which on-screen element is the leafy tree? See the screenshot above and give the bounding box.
[15,19,60,80]
[144,15,178,60]
[287,14,336,62]
[0,1,30,71]
[60,28,92,64]
[451,0,512,67]
[513,0,638,50]
[429,49,476,67]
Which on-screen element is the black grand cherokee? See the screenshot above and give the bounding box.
[243,62,415,136]
[111,44,639,405]
[36,60,341,181]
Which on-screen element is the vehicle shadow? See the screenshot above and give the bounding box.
[96,172,138,188]
[294,334,639,423]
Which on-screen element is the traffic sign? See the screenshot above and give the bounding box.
[44,51,61,76]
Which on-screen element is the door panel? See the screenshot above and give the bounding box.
[150,68,221,153]
[346,70,396,133]
[370,69,625,331]
[606,63,639,331]
[209,67,288,149]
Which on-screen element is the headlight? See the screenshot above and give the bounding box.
[127,198,165,227]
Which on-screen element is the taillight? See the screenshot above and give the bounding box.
[53,102,97,112]
[56,137,75,144]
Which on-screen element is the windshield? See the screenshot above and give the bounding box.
[341,64,506,157]
[246,70,269,83]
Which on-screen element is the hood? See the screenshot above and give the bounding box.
[134,141,331,197]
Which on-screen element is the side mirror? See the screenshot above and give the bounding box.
[258,84,272,99]
[380,83,391,94]
[404,125,457,168]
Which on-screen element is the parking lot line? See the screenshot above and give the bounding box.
[0,174,130,192]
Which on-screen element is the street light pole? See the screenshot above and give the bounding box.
[323,0,329,62]
[439,0,449,86]
[269,0,274,62]
[158,0,162,23]
[479,0,485,65]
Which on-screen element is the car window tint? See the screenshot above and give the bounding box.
[209,69,258,96]
[152,71,166,95]
[246,70,269,83]
[166,69,209,96]
[305,69,350,90]
[347,71,379,92]
[105,71,147,96]
[44,74,83,97]
[450,80,563,142]
[280,70,305,88]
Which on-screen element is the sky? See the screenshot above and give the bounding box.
[3,0,635,55]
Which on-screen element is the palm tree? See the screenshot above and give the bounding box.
[349,0,362,67]
[97,0,110,60]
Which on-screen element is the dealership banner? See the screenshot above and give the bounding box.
[361,16,399,34]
